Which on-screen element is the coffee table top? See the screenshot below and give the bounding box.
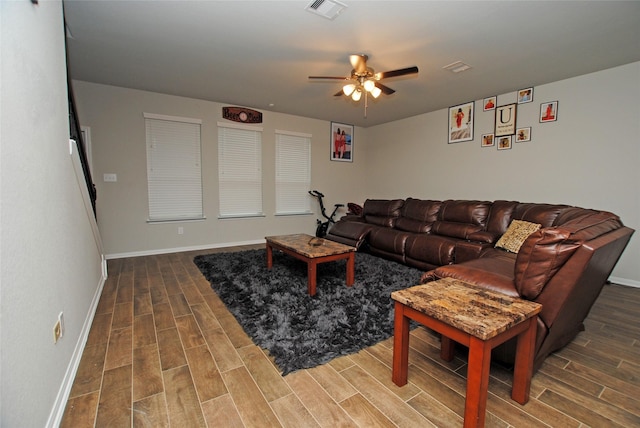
[391,277,542,340]
[265,234,356,258]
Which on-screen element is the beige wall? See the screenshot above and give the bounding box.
[73,81,368,256]
[363,62,639,285]
[75,62,639,285]
[1,1,105,426]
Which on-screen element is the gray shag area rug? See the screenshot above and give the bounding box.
[193,249,422,375]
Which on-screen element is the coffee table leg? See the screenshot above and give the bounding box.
[307,261,317,296]
[266,243,273,269]
[392,302,410,386]
[346,252,355,286]
[464,336,492,428]
[512,316,537,404]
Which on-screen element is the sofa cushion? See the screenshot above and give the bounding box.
[427,255,519,297]
[405,234,457,266]
[514,228,581,299]
[395,198,441,233]
[495,220,541,253]
[431,200,491,239]
[513,203,570,227]
[363,199,404,228]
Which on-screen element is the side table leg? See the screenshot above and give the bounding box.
[441,336,455,361]
[266,243,273,269]
[307,261,317,296]
[346,252,355,286]
[464,336,492,428]
[512,316,537,404]
[392,302,410,386]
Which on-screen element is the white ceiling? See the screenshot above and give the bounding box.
[64,1,640,128]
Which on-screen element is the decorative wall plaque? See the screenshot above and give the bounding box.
[222,106,263,124]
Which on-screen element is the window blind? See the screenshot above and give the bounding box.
[218,123,263,217]
[144,113,203,222]
[275,130,311,215]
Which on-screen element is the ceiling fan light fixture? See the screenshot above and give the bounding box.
[351,89,362,101]
[343,83,356,96]
[371,86,382,98]
[363,79,376,92]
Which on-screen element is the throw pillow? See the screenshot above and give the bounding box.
[495,220,542,253]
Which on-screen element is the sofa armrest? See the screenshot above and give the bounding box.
[325,221,373,249]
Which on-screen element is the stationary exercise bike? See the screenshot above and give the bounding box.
[308,190,344,238]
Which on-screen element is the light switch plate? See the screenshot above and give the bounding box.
[103,173,117,182]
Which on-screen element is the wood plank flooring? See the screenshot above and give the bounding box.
[61,245,640,427]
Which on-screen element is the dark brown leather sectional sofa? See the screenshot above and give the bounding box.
[326,198,634,371]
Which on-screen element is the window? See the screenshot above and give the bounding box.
[275,130,311,215]
[144,113,203,222]
[218,122,263,217]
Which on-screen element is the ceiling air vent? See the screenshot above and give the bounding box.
[305,0,347,20]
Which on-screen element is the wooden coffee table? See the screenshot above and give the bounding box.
[265,234,356,296]
[391,277,542,428]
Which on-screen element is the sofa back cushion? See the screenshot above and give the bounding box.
[514,228,581,299]
[513,203,570,227]
[431,200,491,239]
[395,198,442,233]
[363,199,404,228]
[513,210,623,300]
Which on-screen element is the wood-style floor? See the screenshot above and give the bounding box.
[61,245,640,427]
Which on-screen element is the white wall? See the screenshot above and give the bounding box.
[72,81,369,257]
[363,62,639,285]
[0,2,105,426]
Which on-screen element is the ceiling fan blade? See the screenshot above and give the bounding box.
[374,82,395,95]
[309,76,350,80]
[376,66,419,80]
[334,89,345,97]
[349,54,368,74]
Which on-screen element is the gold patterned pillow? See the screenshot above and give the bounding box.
[495,220,542,253]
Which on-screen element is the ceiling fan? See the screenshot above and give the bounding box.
[309,54,419,116]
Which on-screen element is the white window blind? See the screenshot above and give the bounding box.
[144,113,203,222]
[275,130,311,215]
[218,123,263,217]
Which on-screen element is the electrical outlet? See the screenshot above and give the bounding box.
[53,320,62,344]
[53,312,64,344]
[178,227,184,235]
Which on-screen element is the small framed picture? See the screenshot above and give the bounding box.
[483,96,496,111]
[515,127,531,142]
[481,133,495,147]
[495,103,517,136]
[517,87,533,104]
[540,101,558,123]
[497,135,512,150]
[330,121,353,161]
[448,101,474,144]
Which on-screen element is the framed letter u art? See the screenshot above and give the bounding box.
[448,101,474,143]
[495,103,517,137]
[330,121,353,162]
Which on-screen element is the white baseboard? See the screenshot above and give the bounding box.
[105,239,266,260]
[46,264,107,428]
[608,276,640,288]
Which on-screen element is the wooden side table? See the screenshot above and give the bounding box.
[391,277,542,428]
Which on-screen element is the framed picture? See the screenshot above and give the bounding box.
[495,103,517,136]
[448,101,474,143]
[540,101,558,123]
[483,96,496,111]
[497,135,512,150]
[516,127,531,142]
[330,121,353,161]
[517,87,533,104]
[481,133,495,147]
